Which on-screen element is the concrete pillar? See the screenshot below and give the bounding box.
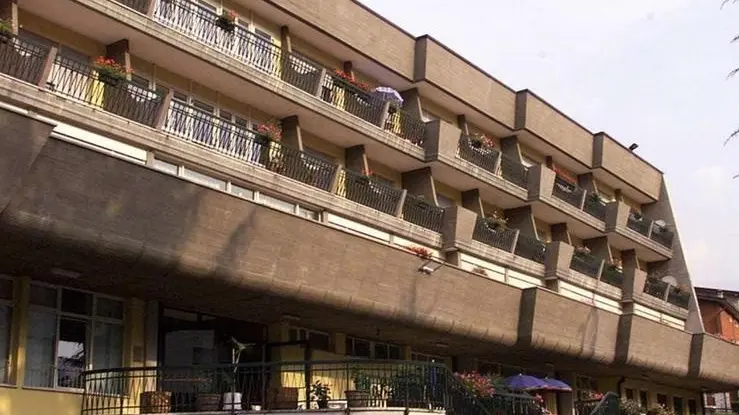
[332,332,346,355]
[544,241,574,280]
[605,201,631,232]
[551,223,571,244]
[401,167,438,204]
[440,206,477,251]
[456,114,470,136]
[280,25,291,52]
[399,88,423,118]
[344,145,368,173]
[527,164,556,202]
[460,189,484,216]
[578,172,597,193]
[9,276,29,386]
[401,345,412,360]
[105,39,132,74]
[280,115,304,151]
[144,300,160,367]
[423,119,462,160]
[500,136,523,163]
[0,0,18,35]
[504,205,537,238]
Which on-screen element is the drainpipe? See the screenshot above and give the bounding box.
[617,377,626,397]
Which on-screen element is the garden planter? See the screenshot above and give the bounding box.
[139,391,171,414]
[346,390,371,408]
[98,72,124,87]
[216,17,235,32]
[196,393,221,411]
[222,392,243,410]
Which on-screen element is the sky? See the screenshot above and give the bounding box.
[361,0,739,290]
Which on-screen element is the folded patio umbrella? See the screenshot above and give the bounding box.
[540,377,573,392]
[372,86,404,105]
[502,374,549,391]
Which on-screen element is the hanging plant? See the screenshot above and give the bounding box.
[0,19,12,43]
[256,120,282,141]
[407,246,432,260]
[92,56,132,86]
[216,10,236,32]
[333,69,371,93]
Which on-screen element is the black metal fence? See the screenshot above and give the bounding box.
[514,234,547,264]
[570,252,602,278]
[80,360,520,415]
[552,176,584,208]
[457,135,500,175]
[667,288,690,309]
[114,0,150,14]
[385,108,426,145]
[321,73,385,125]
[0,35,49,84]
[402,195,444,232]
[583,193,607,222]
[626,214,651,237]
[599,266,624,288]
[336,169,404,216]
[643,277,669,300]
[650,223,674,248]
[499,153,529,189]
[48,53,165,127]
[165,102,337,192]
[472,217,517,252]
[480,393,541,415]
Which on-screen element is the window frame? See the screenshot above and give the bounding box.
[345,336,401,360]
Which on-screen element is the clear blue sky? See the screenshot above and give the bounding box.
[363,0,739,289]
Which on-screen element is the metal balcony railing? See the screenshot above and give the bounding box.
[402,195,444,232]
[48,54,166,127]
[552,176,584,208]
[499,153,529,189]
[599,265,624,288]
[626,214,651,237]
[667,288,690,309]
[583,193,607,222]
[116,0,149,14]
[569,252,602,278]
[514,234,547,264]
[650,223,674,248]
[472,217,517,252]
[0,35,49,84]
[150,0,425,144]
[165,101,337,192]
[457,135,500,175]
[81,360,523,415]
[643,277,669,300]
[336,169,404,216]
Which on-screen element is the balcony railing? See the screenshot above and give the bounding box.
[583,193,607,222]
[402,195,444,232]
[650,223,674,248]
[552,176,584,208]
[643,277,669,300]
[150,0,425,145]
[336,169,404,216]
[81,360,526,415]
[599,265,624,288]
[626,214,651,237]
[165,101,337,192]
[0,35,49,84]
[457,135,500,175]
[514,234,547,264]
[569,252,602,278]
[499,153,529,189]
[117,0,149,13]
[667,287,690,309]
[472,217,517,252]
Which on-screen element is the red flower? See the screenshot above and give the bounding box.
[256,121,282,141]
[407,246,432,260]
[333,69,371,92]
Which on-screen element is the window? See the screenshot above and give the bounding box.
[182,167,226,190]
[153,159,179,175]
[674,397,684,415]
[345,336,400,360]
[289,327,331,352]
[25,284,124,389]
[0,278,13,384]
[625,389,635,401]
[688,399,697,415]
[260,193,295,214]
[297,206,320,221]
[657,394,668,407]
[639,391,649,410]
[231,184,254,200]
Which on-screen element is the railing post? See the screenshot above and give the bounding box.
[595,259,605,280]
[493,151,502,175]
[578,188,587,210]
[329,165,343,195]
[510,229,520,253]
[146,0,156,17]
[311,68,326,97]
[645,219,654,239]
[376,100,392,129]
[395,189,408,217]
[154,89,173,130]
[37,46,57,88]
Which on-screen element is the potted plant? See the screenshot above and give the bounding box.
[0,19,12,43]
[586,192,602,206]
[484,211,507,231]
[256,120,282,142]
[221,337,254,411]
[454,372,496,398]
[629,211,644,222]
[92,56,131,87]
[195,376,220,411]
[333,69,371,93]
[468,133,495,151]
[345,371,372,408]
[310,381,331,409]
[216,9,236,32]
[407,246,432,260]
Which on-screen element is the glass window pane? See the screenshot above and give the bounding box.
[298,207,319,221]
[153,159,178,175]
[61,289,92,316]
[388,345,401,360]
[260,194,294,213]
[308,332,330,352]
[0,306,11,382]
[57,318,88,388]
[374,343,388,359]
[182,168,226,190]
[639,391,649,409]
[96,297,124,320]
[25,310,57,387]
[353,339,371,358]
[0,279,13,301]
[30,284,57,308]
[93,322,123,370]
[231,184,254,200]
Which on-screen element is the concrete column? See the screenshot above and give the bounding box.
[144,300,160,367]
[280,115,304,151]
[399,88,423,118]
[621,249,639,271]
[401,345,412,360]
[527,164,556,202]
[105,39,132,74]
[550,223,571,244]
[578,172,597,193]
[344,145,368,173]
[504,205,537,238]
[440,205,477,251]
[500,136,523,163]
[0,0,18,35]
[622,269,647,302]
[605,201,631,231]
[332,332,346,355]
[267,321,290,363]
[9,276,29,386]
[280,25,292,53]
[460,189,484,216]
[544,241,575,280]
[401,167,438,204]
[456,114,470,136]
[423,119,461,160]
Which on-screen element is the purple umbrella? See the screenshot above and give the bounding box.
[372,86,403,105]
[540,377,572,392]
[503,374,549,391]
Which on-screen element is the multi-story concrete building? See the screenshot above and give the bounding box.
[0,0,736,414]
